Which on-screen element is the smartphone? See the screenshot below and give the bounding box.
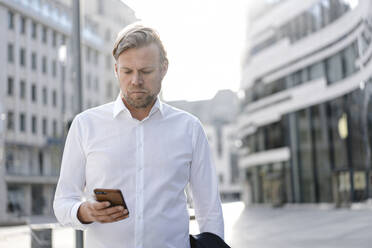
[94,188,129,215]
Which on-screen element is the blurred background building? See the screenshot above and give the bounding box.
[168,90,242,202]
[238,0,372,206]
[0,0,136,224]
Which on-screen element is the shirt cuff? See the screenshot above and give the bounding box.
[71,201,92,230]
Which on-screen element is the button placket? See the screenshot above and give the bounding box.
[134,123,144,248]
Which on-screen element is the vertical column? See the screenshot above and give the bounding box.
[24,184,32,216]
[43,185,54,215]
[0,155,6,222]
[288,113,301,203]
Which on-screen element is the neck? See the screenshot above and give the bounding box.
[121,98,156,121]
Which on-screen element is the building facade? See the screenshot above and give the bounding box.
[169,90,242,201]
[238,0,372,206]
[0,0,136,224]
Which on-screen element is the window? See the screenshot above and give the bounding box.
[42,118,47,136]
[292,70,305,86]
[7,44,14,63]
[20,113,26,132]
[309,3,323,32]
[52,90,57,107]
[298,13,308,38]
[42,87,47,105]
[31,115,37,134]
[31,21,37,39]
[38,152,44,175]
[31,84,37,102]
[326,52,343,84]
[347,91,365,170]
[7,77,14,96]
[20,80,26,99]
[52,60,57,77]
[329,0,344,23]
[20,48,26,67]
[42,26,47,44]
[20,16,26,34]
[296,108,316,202]
[360,30,371,54]
[265,120,286,149]
[31,52,37,70]
[8,11,14,30]
[52,120,57,137]
[311,104,332,202]
[264,78,286,96]
[341,41,359,78]
[61,65,66,82]
[42,56,47,74]
[52,31,57,47]
[61,35,66,45]
[320,0,331,27]
[7,112,14,131]
[308,61,324,80]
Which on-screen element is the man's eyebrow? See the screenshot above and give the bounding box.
[119,66,131,70]
[119,66,155,70]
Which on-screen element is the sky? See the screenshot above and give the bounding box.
[122,0,249,101]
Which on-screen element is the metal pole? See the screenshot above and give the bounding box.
[73,0,83,114]
[72,0,84,247]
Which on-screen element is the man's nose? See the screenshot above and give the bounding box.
[131,71,143,85]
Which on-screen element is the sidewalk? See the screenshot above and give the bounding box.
[228,203,372,248]
[1,201,371,248]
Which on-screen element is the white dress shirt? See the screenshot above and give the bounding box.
[53,95,224,248]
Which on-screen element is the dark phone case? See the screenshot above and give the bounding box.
[94,188,129,214]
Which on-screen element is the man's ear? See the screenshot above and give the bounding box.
[114,63,118,78]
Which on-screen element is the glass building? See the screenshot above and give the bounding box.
[238,0,372,206]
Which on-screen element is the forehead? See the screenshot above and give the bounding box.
[117,43,161,66]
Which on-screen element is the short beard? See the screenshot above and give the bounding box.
[122,92,156,109]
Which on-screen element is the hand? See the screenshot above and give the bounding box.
[77,201,129,224]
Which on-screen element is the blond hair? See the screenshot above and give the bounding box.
[112,23,168,66]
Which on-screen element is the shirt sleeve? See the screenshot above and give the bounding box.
[53,115,90,230]
[189,119,225,239]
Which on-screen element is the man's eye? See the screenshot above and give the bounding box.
[142,71,152,74]
[124,71,132,74]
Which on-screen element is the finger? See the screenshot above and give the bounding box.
[93,206,124,217]
[96,215,115,223]
[114,214,129,222]
[110,209,129,219]
[95,211,129,223]
[92,201,111,210]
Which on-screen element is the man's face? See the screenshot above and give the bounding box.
[115,43,167,109]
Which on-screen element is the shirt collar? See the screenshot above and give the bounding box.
[113,94,164,119]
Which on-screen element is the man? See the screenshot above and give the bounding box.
[54,23,224,248]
